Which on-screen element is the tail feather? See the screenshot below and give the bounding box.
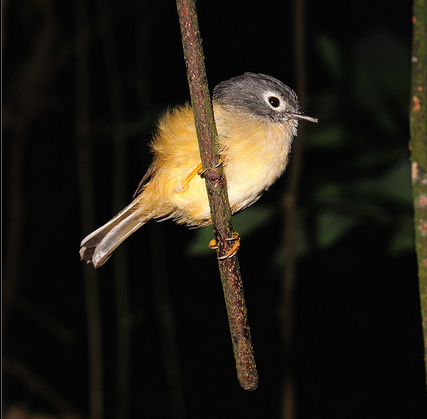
[80,198,153,268]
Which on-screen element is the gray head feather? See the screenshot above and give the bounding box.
[213,73,300,122]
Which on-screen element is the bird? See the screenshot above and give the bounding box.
[80,72,318,268]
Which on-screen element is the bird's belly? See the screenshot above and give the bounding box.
[165,120,292,224]
[225,141,290,213]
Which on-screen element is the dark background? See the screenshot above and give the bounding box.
[3,0,426,418]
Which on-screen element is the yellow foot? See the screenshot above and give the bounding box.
[209,232,240,259]
[208,238,218,250]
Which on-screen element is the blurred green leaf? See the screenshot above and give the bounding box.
[352,29,410,134]
[376,159,412,204]
[351,159,412,205]
[316,212,359,248]
[187,225,214,256]
[313,183,389,222]
[389,214,415,254]
[353,148,407,169]
[307,121,347,148]
[316,35,343,80]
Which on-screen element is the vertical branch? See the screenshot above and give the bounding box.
[3,0,55,324]
[95,1,131,417]
[151,225,186,419]
[3,356,81,417]
[75,1,104,417]
[410,0,427,387]
[281,0,307,416]
[3,131,24,324]
[134,3,186,415]
[176,0,258,390]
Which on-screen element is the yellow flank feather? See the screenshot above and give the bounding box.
[136,103,297,226]
[140,104,210,225]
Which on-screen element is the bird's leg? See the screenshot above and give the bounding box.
[173,162,203,193]
[175,156,226,193]
[209,232,240,259]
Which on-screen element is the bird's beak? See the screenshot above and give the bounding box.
[287,113,318,123]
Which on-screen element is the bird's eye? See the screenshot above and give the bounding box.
[268,96,280,108]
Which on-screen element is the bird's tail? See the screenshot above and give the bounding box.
[80,196,154,268]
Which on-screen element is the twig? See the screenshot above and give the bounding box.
[176,0,258,390]
[14,295,76,345]
[410,0,427,387]
[95,2,132,417]
[151,225,186,418]
[3,0,56,324]
[75,0,104,417]
[280,0,308,417]
[3,356,82,417]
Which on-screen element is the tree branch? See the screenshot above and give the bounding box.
[3,356,82,418]
[410,0,427,388]
[75,0,104,416]
[281,0,308,415]
[176,0,258,390]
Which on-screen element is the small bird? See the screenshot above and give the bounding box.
[80,72,317,267]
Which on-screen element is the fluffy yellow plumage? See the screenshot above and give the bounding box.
[80,73,317,267]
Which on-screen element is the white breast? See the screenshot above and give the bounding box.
[216,111,296,214]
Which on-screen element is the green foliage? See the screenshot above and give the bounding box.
[308,28,412,252]
[312,155,413,250]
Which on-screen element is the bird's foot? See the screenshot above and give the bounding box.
[198,156,226,179]
[209,232,240,259]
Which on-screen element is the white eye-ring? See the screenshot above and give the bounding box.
[263,91,284,111]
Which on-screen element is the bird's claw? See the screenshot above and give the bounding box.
[198,156,226,178]
[209,232,240,259]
